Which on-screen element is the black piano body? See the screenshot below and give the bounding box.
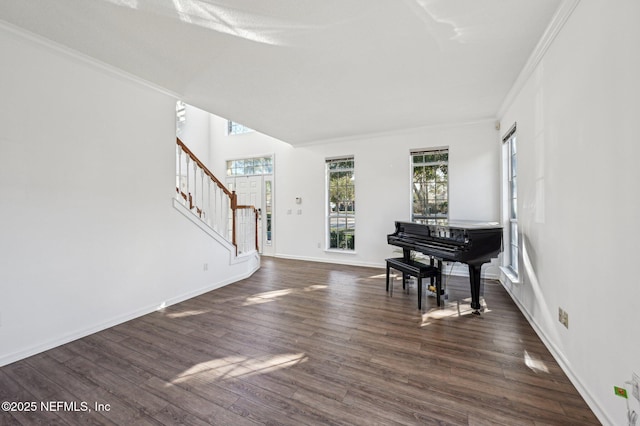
[387,221,503,313]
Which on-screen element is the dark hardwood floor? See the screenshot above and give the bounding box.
[1,257,599,425]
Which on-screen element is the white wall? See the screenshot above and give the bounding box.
[0,26,258,366]
[207,116,500,270]
[178,104,212,162]
[498,1,640,424]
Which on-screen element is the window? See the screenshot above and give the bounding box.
[227,121,253,135]
[265,180,273,246]
[411,149,448,224]
[176,101,186,136]
[226,157,273,176]
[503,124,518,276]
[327,157,355,250]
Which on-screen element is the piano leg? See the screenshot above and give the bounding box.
[429,257,435,298]
[468,264,483,314]
[402,249,411,291]
[436,259,442,307]
[386,263,390,292]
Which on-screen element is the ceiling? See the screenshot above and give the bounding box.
[0,0,562,145]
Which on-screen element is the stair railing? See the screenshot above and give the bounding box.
[235,205,259,255]
[176,138,258,254]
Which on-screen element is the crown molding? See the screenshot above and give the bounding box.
[496,0,580,118]
[296,117,497,148]
[0,19,180,99]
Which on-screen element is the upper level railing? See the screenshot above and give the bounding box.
[175,138,258,254]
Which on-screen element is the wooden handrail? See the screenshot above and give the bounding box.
[176,138,258,254]
[176,137,233,198]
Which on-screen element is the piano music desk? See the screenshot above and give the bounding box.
[385,257,442,310]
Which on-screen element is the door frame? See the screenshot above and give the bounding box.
[225,155,275,256]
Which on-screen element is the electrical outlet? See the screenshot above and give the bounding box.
[631,372,640,402]
[203,263,208,271]
[558,307,569,329]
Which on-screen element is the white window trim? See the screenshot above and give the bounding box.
[502,123,519,281]
[410,147,449,224]
[325,156,356,251]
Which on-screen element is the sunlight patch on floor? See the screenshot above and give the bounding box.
[165,309,209,319]
[368,273,389,279]
[243,285,327,306]
[524,350,550,374]
[156,302,209,318]
[420,297,490,326]
[170,353,308,385]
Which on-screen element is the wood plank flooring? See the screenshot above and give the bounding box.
[0,257,600,425]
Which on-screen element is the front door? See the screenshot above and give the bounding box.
[226,175,274,255]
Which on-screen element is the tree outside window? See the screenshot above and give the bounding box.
[327,158,355,250]
[411,149,449,224]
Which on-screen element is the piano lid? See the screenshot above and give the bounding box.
[402,220,502,230]
[443,220,502,230]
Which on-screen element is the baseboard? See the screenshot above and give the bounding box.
[274,253,384,269]
[0,258,260,368]
[274,253,500,280]
[499,279,611,426]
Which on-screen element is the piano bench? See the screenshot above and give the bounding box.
[385,257,442,310]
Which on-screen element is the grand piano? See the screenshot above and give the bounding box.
[387,221,503,314]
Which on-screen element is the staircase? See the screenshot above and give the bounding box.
[175,138,258,255]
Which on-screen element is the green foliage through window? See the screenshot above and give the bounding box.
[226,157,273,176]
[411,149,448,224]
[327,157,355,250]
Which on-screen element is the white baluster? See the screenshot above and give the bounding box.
[238,209,244,254]
[215,187,220,232]
[206,178,211,226]
[185,156,190,208]
[240,210,244,253]
[228,192,232,241]
[176,145,182,200]
[199,169,204,217]
[213,185,220,232]
[191,160,198,212]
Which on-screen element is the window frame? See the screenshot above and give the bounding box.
[326,157,356,251]
[176,100,186,136]
[226,156,273,177]
[410,148,449,225]
[502,124,519,278]
[227,120,253,135]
